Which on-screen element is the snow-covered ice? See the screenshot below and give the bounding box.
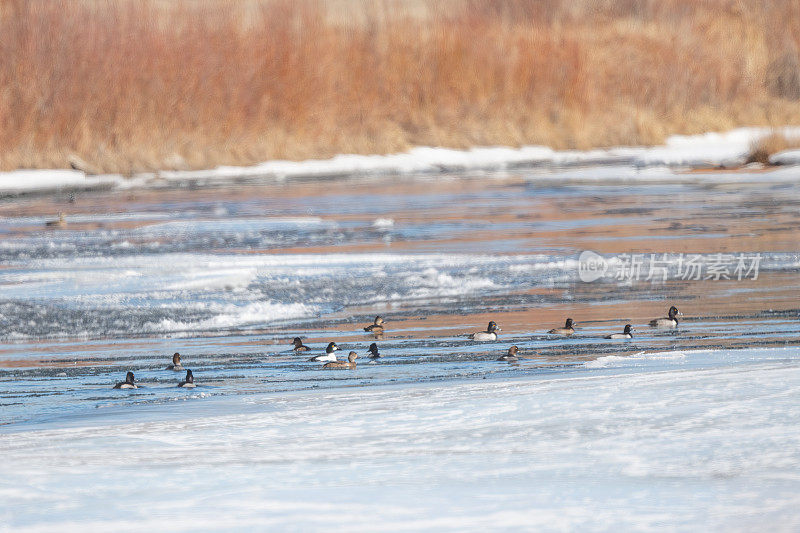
[2,346,800,531]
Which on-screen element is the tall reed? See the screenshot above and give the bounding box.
[1,0,799,173]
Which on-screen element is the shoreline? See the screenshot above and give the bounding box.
[3,127,800,198]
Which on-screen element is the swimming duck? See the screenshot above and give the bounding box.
[292,337,310,352]
[364,316,385,333]
[113,371,137,389]
[308,342,339,362]
[166,352,184,371]
[605,324,634,339]
[649,306,682,328]
[45,212,67,229]
[367,342,380,358]
[548,318,576,335]
[497,345,519,361]
[470,321,501,341]
[178,369,196,388]
[324,351,357,370]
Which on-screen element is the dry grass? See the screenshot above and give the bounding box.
[1,0,800,173]
[747,132,800,164]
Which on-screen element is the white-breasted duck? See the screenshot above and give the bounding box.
[178,369,196,388]
[166,352,184,371]
[470,321,501,341]
[364,316,385,333]
[292,337,311,352]
[367,343,380,358]
[308,342,339,362]
[324,351,357,370]
[548,318,576,335]
[605,324,634,339]
[649,306,682,328]
[113,371,137,389]
[497,345,519,361]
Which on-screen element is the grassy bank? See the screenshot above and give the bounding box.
[2,0,800,174]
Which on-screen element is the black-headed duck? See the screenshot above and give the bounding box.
[364,316,385,333]
[308,342,339,362]
[292,337,310,352]
[367,342,380,358]
[178,369,196,388]
[649,306,682,328]
[605,324,634,339]
[324,351,357,370]
[497,345,519,361]
[113,371,137,389]
[470,321,501,341]
[548,318,576,335]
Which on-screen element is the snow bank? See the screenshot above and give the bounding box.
[770,149,800,166]
[3,127,800,195]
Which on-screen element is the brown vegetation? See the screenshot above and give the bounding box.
[746,132,800,164]
[1,0,800,173]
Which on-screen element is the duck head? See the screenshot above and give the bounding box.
[326,342,339,354]
[172,352,181,365]
[368,343,379,356]
[487,321,500,333]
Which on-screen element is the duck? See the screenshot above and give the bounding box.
[308,342,339,362]
[548,318,576,335]
[605,324,634,339]
[324,351,357,370]
[178,369,196,388]
[470,321,501,341]
[367,342,380,358]
[364,316,385,333]
[649,306,682,328]
[497,345,519,361]
[292,337,310,352]
[113,371,137,389]
[165,352,184,371]
[45,212,67,229]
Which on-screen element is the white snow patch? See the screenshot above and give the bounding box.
[4,127,800,195]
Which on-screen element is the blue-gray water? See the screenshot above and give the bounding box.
[1,173,799,428]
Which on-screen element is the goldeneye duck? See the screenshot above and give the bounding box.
[367,342,380,358]
[178,369,196,388]
[308,342,339,362]
[649,306,682,328]
[292,337,310,352]
[605,324,634,339]
[548,318,576,335]
[497,345,519,361]
[166,352,184,371]
[324,351,357,370]
[470,321,501,341]
[364,316,385,333]
[113,371,137,389]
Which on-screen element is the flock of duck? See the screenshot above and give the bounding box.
[111,306,683,389]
